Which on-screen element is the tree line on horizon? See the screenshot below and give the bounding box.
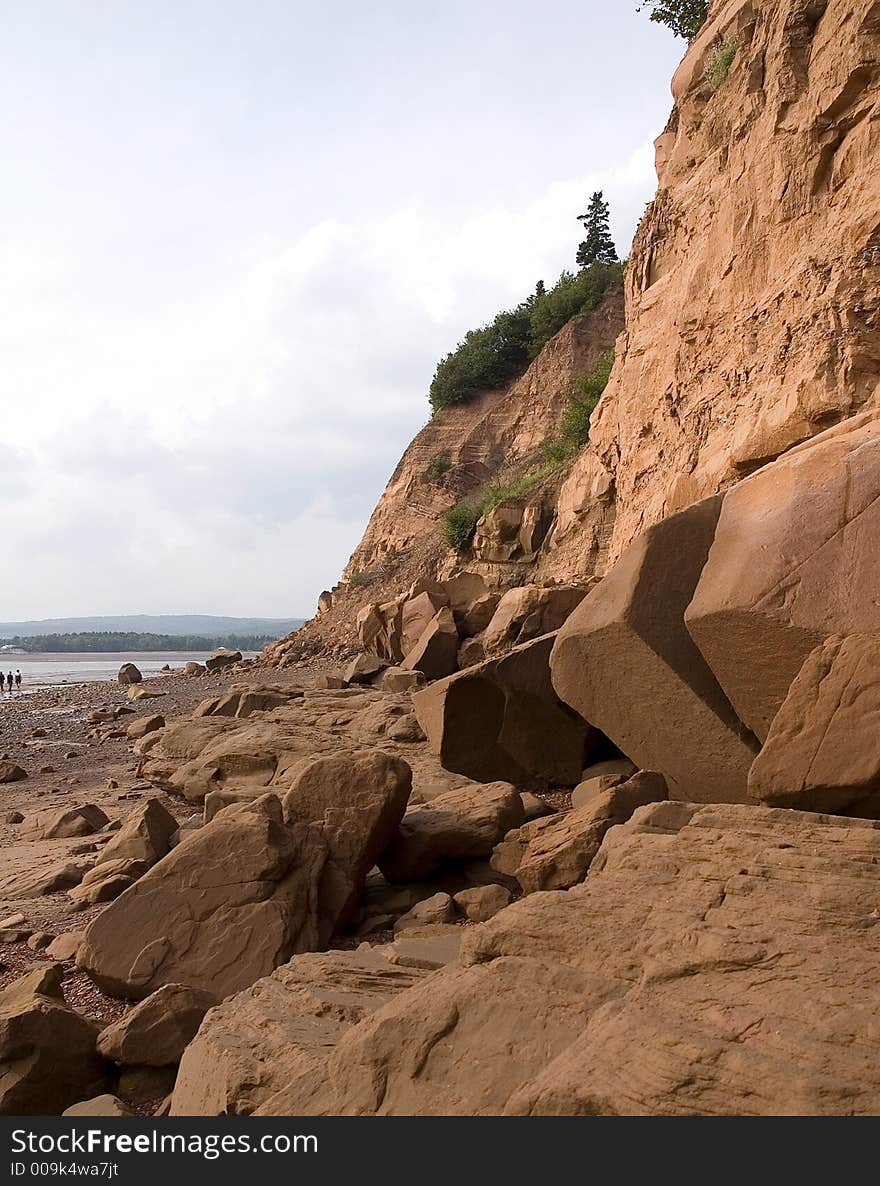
[0,631,278,654]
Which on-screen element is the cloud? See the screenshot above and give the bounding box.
[0,141,658,618]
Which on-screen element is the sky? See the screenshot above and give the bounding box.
[0,1,685,619]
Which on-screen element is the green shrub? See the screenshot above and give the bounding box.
[637,1,708,41]
[429,261,623,413]
[704,35,738,89]
[348,569,375,587]
[481,466,555,513]
[543,351,615,463]
[442,502,481,551]
[426,453,452,481]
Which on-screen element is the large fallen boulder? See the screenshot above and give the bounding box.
[170,948,432,1115]
[268,803,880,1116]
[414,633,592,788]
[95,798,178,867]
[491,771,667,893]
[401,591,450,656]
[685,411,880,741]
[205,650,242,672]
[77,794,328,999]
[748,633,880,817]
[19,804,109,841]
[192,686,300,719]
[117,663,142,685]
[97,984,216,1066]
[482,585,589,656]
[0,966,106,1115]
[551,497,757,803]
[281,750,412,940]
[402,607,459,681]
[379,781,524,882]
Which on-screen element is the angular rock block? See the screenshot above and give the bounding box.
[281,750,411,939]
[482,585,589,655]
[97,984,216,1067]
[414,633,592,788]
[686,411,880,740]
[78,794,328,999]
[402,607,459,681]
[0,966,106,1115]
[492,771,667,893]
[552,497,757,803]
[379,781,524,882]
[748,633,880,817]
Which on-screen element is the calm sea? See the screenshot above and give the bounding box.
[0,651,257,690]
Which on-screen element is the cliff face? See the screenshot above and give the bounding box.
[344,287,624,589]
[275,0,880,657]
[563,0,880,566]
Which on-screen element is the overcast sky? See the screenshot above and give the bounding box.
[0,2,684,619]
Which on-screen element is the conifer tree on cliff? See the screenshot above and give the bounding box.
[576,192,618,269]
[636,1,708,41]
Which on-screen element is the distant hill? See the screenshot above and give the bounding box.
[0,615,305,639]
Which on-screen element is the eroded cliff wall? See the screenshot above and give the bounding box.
[275,0,880,657]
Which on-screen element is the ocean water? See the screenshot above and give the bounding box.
[0,651,257,690]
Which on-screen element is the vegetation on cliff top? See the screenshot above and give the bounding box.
[429,195,621,415]
[637,1,708,40]
[442,350,615,552]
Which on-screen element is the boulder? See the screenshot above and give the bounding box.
[459,593,501,638]
[185,662,206,676]
[205,650,242,672]
[0,966,106,1115]
[685,412,880,741]
[97,984,216,1066]
[19,804,109,841]
[193,686,298,719]
[313,674,345,690]
[343,654,387,685]
[282,750,412,940]
[402,607,459,681]
[386,713,425,743]
[170,948,432,1115]
[63,1095,133,1117]
[393,892,455,932]
[453,884,512,922]
[748,633,880,817]
[483,585,589,655]
[127,714,165,741]
[96,798,179,867]
[117,663,142,685]
[492,771,668,893]
[379,781,525,882]
[571,759,639,809]
[414,633,592,788]
[401,591,450,655]
[77,794,328,999]
[272,803,880,1116]
[552,497,758,804]
[0,860,92,899]
[380,667,424,693]
[69,858,149,904]
[46,931,85,961]
[0,761,27,784]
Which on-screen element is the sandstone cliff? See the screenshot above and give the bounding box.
[273,0,880,656]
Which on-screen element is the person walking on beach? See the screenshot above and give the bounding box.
[14,670,21,691]
[6,672,12,694]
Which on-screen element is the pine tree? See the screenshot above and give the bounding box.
[636,1,708,41]
[576,192,617,269]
